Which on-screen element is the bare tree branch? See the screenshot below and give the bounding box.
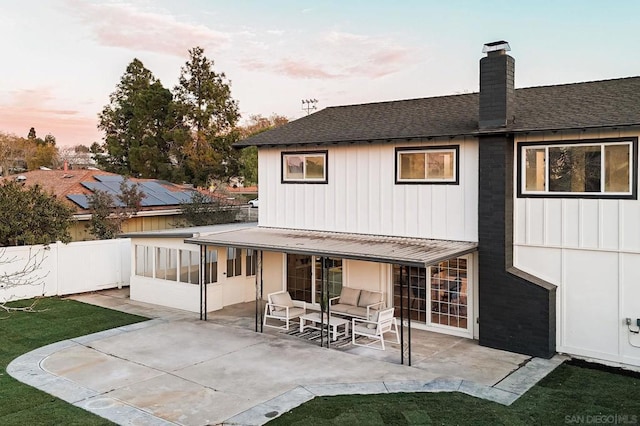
[0,247,49,315]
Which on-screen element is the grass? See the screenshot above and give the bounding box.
[3,298,639,425]
[0,297,148,426]
[269,360,640,425]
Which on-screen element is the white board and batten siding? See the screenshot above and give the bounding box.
[513,129,640,367]
[258,138,478,242]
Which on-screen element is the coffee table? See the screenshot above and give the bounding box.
[299,312,349,341]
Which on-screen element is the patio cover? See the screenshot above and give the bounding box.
[185,227,477,268]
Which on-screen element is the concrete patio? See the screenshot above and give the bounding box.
[8,289,565,425]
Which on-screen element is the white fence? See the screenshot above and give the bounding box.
[0,239,131,303]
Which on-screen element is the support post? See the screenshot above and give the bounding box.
[320,257,325,348]
[400,265,404,365]
[325,257,330,349]
[407,265,412,366]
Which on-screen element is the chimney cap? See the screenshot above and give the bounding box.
[482,40,510,53]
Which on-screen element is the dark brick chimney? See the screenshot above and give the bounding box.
[479,41,515,129]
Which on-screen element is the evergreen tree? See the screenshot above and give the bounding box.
[173,47,240,187]
[97,59,178,179]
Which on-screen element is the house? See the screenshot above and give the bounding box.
[128,41,640,369]
[1,168,239,241]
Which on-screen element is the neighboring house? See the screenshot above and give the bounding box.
[1,168,225,241]
[127,41,640,369]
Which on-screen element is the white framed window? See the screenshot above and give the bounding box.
[204,247,218,284]
[520,138,636,198]
[226,247,242,277]
[282,151,327,183]
[396,146,458,184]
[179,250,200,284]
[246,249,257,276]
[135,245,153,278]
[156,247,177,281]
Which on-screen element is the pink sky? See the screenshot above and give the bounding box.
[1,1,638,147]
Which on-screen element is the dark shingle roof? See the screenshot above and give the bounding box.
[236,77,640,147]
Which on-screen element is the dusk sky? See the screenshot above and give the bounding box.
[1,0,639,147]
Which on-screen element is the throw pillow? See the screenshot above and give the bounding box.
[338,287,360,306]
[358,290,382,308]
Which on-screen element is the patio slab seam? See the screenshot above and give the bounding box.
[7,319,172,426]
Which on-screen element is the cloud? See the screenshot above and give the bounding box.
[65,0,230,57]
[0,88,100,146]
[242,30,414,80]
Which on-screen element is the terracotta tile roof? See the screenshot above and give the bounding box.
[235,77,640,147]
[0,169,119,200]
[226,185,258,193]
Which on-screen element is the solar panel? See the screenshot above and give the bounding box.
[81,181,119,195]
[172,191,195,203]
[66,194,90,209]
[94,175,124,183]
[77,178,201,209]
[140,193,164,207]
[102,181,122,192]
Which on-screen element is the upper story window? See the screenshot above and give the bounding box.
[395,146,459,184]
[282,151,328,183]
[519,138,637,198]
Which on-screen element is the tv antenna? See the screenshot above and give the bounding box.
[301,99,318,115]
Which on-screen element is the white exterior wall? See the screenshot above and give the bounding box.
[513,128,640,367]
[258,138,478,242]
[0,239,130,303]
[129,237,257,313]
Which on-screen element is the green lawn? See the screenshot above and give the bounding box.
[0,297,148,426]
[3,298,640,426]
[269,360,640,425]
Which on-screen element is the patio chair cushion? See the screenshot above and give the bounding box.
[366,311,380,329]
[269,307,305,318]
[333,305,368,318]
[358,290,382,308]
[338,287,360,306]
[270,292,294,311]
[354,323,375,334]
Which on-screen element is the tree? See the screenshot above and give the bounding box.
[27,143,59,170]
[0,132,27,176]
[43,134,56,146]
[0,180,74,246]
[178,189,237,226]
[86,178,145,239]
[1,131,59,174]
[97,59,178,179]
[173,46,240,186]
[236,114,289,185]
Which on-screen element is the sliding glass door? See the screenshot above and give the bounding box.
[286,254,342,306]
